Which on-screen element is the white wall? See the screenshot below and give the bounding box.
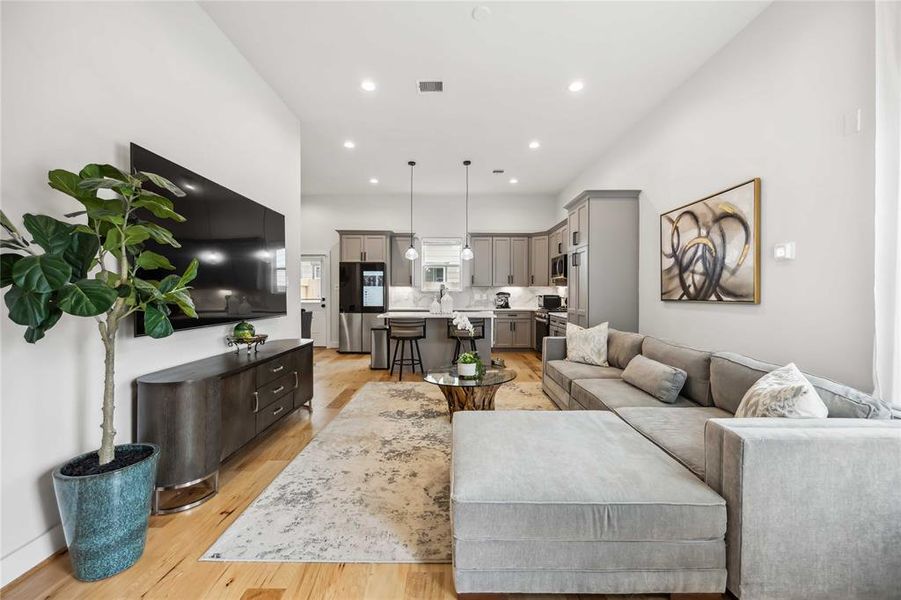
[302,193,560,253]
[0,2,301,584]
[558,1,876,390]
[302,193,560,345]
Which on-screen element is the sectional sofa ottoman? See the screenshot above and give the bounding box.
[450,331,900,599]
[451,410,727,595]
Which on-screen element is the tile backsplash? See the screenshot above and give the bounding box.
[388,285,567,309]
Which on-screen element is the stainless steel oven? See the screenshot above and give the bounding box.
[550,254,567,285]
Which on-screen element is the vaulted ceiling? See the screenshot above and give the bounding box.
[202,1,769,195]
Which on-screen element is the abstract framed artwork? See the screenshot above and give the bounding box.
[660,178,760,303]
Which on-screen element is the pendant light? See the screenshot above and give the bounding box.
[404,160,419,261]
[460,160,474,261]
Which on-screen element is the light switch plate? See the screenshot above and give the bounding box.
[773,242,796,261]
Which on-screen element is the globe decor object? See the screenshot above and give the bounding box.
[226,331,268,354]
[233,321,256,340]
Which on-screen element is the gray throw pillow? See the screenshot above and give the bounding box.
[622,354,688,404]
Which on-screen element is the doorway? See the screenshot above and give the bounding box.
[301,254,329,347]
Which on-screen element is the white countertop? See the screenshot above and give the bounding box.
[377,311,496,319]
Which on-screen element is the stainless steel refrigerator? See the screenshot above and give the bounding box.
[338,262,386,353]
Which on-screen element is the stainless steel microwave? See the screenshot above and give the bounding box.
[550,254,567,284]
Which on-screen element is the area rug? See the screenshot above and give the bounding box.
[202,380,555,563]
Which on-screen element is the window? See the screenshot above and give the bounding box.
[421,238,462,292]
[300,258,321,300]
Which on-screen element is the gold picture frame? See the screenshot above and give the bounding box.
[660,178,761,303]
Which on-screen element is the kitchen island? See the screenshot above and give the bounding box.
[376,311,495,371]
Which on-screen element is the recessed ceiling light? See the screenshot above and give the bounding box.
[568,80,585,93]
[528,140,541,150]
[343,140,356,149]
[360,79,376,92]
[369,178,379,184]
[509,178,519,184]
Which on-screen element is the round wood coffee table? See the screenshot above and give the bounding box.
[424,365,517,420]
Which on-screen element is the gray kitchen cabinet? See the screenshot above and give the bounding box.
[492,237,512,286]
[549,313,567,337]
[511,237,530,286]
[363,235,387,262]
[470,237,493,287]
[493,236,528,286]
[513,317,532,347]
[563,190,640,331]
[390,235,414,286]
[530,235,549,286]
[550,224,568,257]
[549,228,561,257]
[494,317,514,347]
[568,247,589,328]
[568,200,589,249]
[340,235,364,262]
[493,312,532,348]
[338,231,389,262]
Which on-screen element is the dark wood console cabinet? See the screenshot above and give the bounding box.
[136,339,314,513]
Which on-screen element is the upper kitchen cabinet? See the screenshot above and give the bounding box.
[492,237,511,286]
[563,191,640,332]
[470,236,493,287]
[390,235,415,286]
[511,237,529,286]
[364,235,387,262]
[567,200,589,249]
[550,222,568,257]
[529,235,549,286]
[338,231,389,262]
[340,235,364,262]
[492,236,529,286]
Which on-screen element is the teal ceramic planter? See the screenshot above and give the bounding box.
[52,443,159,581]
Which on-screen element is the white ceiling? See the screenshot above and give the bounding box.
[202,1,769,196]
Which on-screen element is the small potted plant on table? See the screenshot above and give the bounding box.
[457,351,484,379]
[0,163,199,581]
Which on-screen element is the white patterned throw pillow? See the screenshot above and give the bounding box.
[734,363,828,418]
[566,322,609,367]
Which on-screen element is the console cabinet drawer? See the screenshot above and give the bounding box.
[256,392,292,434]
[255,371,296,411]
[256,352,297,386]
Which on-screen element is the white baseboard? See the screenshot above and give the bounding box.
[1,524,65,587]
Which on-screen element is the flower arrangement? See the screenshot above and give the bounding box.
[451,311,475,336]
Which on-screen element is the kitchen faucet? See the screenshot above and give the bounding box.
[437,284,447,301]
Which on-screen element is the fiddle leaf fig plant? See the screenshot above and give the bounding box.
[0,164,199,465]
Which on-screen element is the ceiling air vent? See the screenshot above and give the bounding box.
[417,80,443,93]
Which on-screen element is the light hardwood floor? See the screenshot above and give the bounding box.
[2,349,723,600]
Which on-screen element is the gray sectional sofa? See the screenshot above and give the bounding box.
[450,330,900,599]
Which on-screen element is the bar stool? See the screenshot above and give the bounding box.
[447,318,485,364]
[389,319,426,381]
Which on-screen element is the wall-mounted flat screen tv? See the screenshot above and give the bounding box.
[131,143,287,335]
